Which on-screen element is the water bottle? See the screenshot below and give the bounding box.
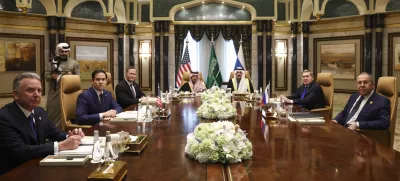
[103,131,112,162]
[91,130,102,163]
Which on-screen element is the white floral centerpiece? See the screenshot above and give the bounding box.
[201,86,229,102]
[185,121,253,163]
[197,86,235,119]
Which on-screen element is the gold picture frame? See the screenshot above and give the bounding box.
[388,33,400,96]
[314,35,364,92]
[67,37,114,89]
[0,33,44,97]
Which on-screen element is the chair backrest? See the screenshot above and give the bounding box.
[316,72,334,118]
[229,71,250,79]
[60,75,82,131]
[376,76,398,147]
[181,71,204,86]
[105,72,116,100]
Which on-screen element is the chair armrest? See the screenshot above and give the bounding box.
[310,107,330,112]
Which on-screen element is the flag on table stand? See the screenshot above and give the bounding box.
[156,84,163,108]
[206,44,223,88]
[233,44,246,71]
[262,81,270,105]
[176,44,192,87]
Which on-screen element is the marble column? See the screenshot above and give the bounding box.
[117,24,124,82]
[291,22,298,94]
[162,21,170,91]
[128,24,135,66]
[154,21,161,95]
[257,20,264,89]
[47,16,57,58]
[265,20,273,95]
[364,15,373,73]
[58,17,66,43]
[374,14,384,83]
[302,22,310,70]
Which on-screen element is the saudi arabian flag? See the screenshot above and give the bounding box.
[206,45,223,88]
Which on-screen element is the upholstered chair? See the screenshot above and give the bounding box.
[311,73,334,119]
[60,75,92,131]
[105,72,116,101]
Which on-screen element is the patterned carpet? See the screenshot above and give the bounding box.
[1,93,399,150]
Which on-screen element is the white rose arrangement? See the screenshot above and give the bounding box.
[185,121,253,163]
[197,86,235,119]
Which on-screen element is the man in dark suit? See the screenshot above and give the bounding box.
[76,70,123,125]
[281,70,325,110]
[115,66,147,109]
[333,72,390,130]
[0,72,83,175]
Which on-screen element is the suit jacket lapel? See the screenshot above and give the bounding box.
[11,102,38,144]
[358,92,375,116]
[89,87,102,112]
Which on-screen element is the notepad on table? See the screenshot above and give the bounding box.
[59,145,93,156]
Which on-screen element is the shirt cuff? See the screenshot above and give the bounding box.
[356,122,359,128]
[54,141,59,155]
[290,100,294,104]
[56,74,61,82]
[99,113,103,120]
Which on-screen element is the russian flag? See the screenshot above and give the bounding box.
[262,82,270,105]
[233,44,246,70]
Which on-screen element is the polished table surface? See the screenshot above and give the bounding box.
[2,98,400,181]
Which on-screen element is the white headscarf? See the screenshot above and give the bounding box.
[234,70,248,92]
[55,43,70,56]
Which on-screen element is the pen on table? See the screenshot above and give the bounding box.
[102,163,114,174]
[96,161,106,172]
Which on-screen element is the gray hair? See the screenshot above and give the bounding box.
[13,72,41,92]
[358,72,374,84]
[302,69,314,77]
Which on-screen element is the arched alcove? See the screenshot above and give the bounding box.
[323,0,359,18]
[386,0,400,11]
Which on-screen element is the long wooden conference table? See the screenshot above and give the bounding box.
[2,97,400,181]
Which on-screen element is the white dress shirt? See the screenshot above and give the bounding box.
[16,103,59,155]
[346,90,374,126]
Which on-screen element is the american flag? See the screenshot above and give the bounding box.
[156,84,163,108]
[176,45,192,87]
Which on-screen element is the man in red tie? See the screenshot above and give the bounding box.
[333,72,390,130]
[280,70,325,110]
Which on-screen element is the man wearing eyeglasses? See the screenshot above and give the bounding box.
[333,72,390,130]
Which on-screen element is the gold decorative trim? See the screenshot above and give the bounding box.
[59,30,65,34]
[49,30,57,34]
[154,32,160,36]
[135,33,154,36]
[65,29,117,35]
[118,34,124,38]
[365,28,372,33]
[67,17,112,26]
[274,31,291,35]
[0,24,46,31]
[274,21,291,27]
[163,32,169,36]
[385,12,400,18]
[375,28,383,32]
[303,33,309,37]
[172,21,254,25]
[266,32,272,36]
[129,35,135,38]
[257,32,263,36]
[310,15,363,25]
[291,34,297,38]
[310,27,364,34]
[386,24,400,28]
[0,11,47,20]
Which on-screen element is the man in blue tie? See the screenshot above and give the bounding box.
[281,70,325,110]
[333,72,390,130]
[0,72,84,175]
[76,69,123,125]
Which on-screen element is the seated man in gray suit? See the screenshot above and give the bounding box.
[333,72,390,130]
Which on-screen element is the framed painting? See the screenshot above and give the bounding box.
[388,33,400,96]
[314,35,364,92]
[66,37,114,89]
[0,33,44,97]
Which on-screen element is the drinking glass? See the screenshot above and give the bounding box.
[118,132,129,152]
[111,139,120,160]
